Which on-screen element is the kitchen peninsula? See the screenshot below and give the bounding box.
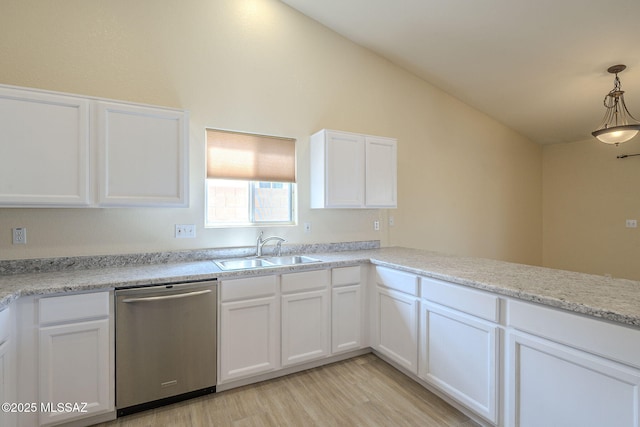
[1,244,639,427]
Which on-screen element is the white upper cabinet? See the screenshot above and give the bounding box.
[0,86,91,206]
[310,130,365,208]
[310,129,397,208]
[96,102,188,207]
[0,84,189,208]
[365,136,397,207]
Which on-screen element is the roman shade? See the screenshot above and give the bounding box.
[206,129,296,183]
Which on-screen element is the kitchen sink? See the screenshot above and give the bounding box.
[214,258,275,270]
[214,255,322,271]
[266,255,321,265]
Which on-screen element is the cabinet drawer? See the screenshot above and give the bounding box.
[221,275,277,302]
[0,305,11,343]
[375,266,419,296]
[332,266,361,287]
[281,270,330,293]
[421,277,500,322]
[508,299,640,369]
[39,291,110,324]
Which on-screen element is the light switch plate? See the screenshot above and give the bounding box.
[175,224,196,238]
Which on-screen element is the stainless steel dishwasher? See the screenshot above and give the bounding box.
[115,280,217,417]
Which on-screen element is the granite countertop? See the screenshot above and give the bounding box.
[1,246,639,328]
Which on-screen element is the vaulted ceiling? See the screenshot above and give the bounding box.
[281,0,640,144]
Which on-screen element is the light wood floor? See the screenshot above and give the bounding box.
[96,354,480,427]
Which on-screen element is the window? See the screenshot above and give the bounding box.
[205,129,296,227]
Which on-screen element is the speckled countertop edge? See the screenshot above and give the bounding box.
[1,246,639,328]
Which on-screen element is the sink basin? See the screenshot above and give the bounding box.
[214,258,275,270]
[214,255,322,270]
[266,255,322,265]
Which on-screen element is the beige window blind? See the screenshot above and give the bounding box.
[206,129,296,183]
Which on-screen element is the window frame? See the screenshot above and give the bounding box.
[204,128,297,228]
[205,178,297,228]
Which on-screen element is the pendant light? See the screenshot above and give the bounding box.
[592,65,640,145]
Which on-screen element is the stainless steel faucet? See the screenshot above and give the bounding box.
[256,231,285,257]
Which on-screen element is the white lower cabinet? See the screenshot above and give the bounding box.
[419,277,500,424]
[219,267,364,386]
[219,276,279,383]
[34,291,114,427]
[331,266,364,354]
[420,302,498,423]
[0,305,17,427]
[332,285,362,353]
[281,270,331,367]
[39,319,111,426]
[507,331,640,427]
[505,299,640,427]
[373,267,419,374]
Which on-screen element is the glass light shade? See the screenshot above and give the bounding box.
[592,125,640,145]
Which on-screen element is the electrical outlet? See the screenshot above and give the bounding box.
[175,224,196,238]
[304,222,312,233]
[389,216,395,227]
[13,227,27,244]
[626,219,637,228]
[374,220,380,231]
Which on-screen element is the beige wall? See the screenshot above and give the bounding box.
[0,0,542,265]
[543,137,640,280]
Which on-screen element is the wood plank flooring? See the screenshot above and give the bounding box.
[96,354,480,427]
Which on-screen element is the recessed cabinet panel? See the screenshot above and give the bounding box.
[220,275,277,302]
[310,129,397,209]
[281,269,329,293]
[97,102,188,207]
[508,299,640,368]
[375,266,419,296]
[281,289,330,367]
[0,84,189,208]
[332,285,363,353]
[365,137,397,207]
[219,296,279,382]
[39,291,109,324]
[420,303,498,423]
[310,130,365,208]
[0,305,16,427]
[374,286,419,373]
[332,265,361,286]
[0,86,91,206]
[325,132,365,207]
[507,331,640,427]
[421,277,499,322]
[39,318,111,426]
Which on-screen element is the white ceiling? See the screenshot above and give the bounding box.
[281,0,640,144]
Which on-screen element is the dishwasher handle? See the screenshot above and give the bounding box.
[121,289,212,303]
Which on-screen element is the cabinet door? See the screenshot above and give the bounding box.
[219,296,279,383]
[373,286,419,374]
[0,339,16,427]
[96,101,188,207]
[506,331,640,427]
[365,136,397,208]
[0,86,91,206]
[0,305,16,427]
[282,289,330,366]
[332,284,363,353]
[420,302,498,423]
[39,319,111,426]
[323,131,365,208]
